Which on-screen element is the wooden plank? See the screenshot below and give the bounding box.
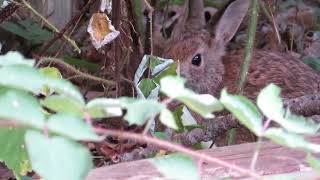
[30,0,79,28]
[86,136,320,180]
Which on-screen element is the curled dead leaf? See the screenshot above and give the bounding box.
[87,12,120,49]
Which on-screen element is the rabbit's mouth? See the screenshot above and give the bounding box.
[185,80,211,95]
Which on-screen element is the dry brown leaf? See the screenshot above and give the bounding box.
[87,12,120,49]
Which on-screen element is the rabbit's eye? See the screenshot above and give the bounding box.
[192,54,202,66]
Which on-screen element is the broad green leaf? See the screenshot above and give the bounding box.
[45,78,84,104]
[152,154,199,180]
[40,66,62,96]
[0,65,84,103]
[25,131,93,180]
[134,55,174,99]
[40,67,62,79]
[47,113,103,142]
[154,132,168,140]
[173,105,185,133]
[159,109,178,129]
[220,90,263,136]
[264,128,320,153]
[149,55,163,70]
[86,98,123,118]
[306,154,320,172]
[0,128,31,177]
[0,20,53,45]
[257,84,319,134]
[0,51,34,67]
[121,98,165,125]
[0,65,45,94]
[0,89,45,128]
[160,76,223,118]
[63,56,99,73]
[153,63,177,84]
[41,95,84,117]
[138,79,157,97]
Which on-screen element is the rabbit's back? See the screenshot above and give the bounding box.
[223,50,320,99]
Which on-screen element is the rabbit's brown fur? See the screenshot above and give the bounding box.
[162,0,320,100]
[223,51,320,100]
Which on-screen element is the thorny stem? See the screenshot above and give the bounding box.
[238,0,259,93]
[94,128,262,179]
[37,57,116,86]
[143,0,154,55]
[18,0,81,53]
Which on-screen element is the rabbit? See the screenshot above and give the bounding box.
[161,0,320,101]
[156,0,320,145]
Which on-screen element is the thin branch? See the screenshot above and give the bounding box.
[38,57,116,86]
[112,0,122,97]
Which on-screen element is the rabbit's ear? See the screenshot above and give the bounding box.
[214,0,250,45]
[170,0,205,38]
[185,0,205,29]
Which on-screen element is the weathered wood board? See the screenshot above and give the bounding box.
[30,0,79,28]
[87,136,320,180]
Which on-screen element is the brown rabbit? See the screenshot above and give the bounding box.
[162,0,320,101]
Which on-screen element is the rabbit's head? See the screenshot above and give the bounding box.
[162,0,250,96]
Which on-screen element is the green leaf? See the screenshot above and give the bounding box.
[45,78,84,104]
[122,98,165,125]
[40,67,62,79]
[0,51,35,67]
[0,128,31,177]
[138,79,157,97]
[264,128,320,153]
[154,132,168,140]
[172,106,185,133]
[304,58,320,72]
[306,153,320,172]
[153,63,177,84]
[0,65,84,103]
[159,109,178,129]
[47,113,103,142]
[0,65,45,94]
[86,98,123,118]
[220,89,263,136]
[160,76,223,118]
[41,95,84,117]
[257,84,319,134]
[25,130,93,180]
[63,56,99,73]
[0,20,53,45]
[152,154,199,180]
[149,55,163,70]
[0,89,45,128]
